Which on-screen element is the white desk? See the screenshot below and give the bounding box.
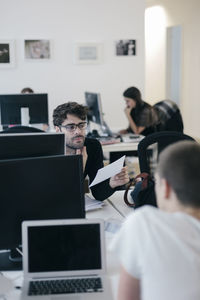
[101,134,145,153]
[2,192,133,300]
[107,190,133,218]
[102,141,138,153]
[86,198,124,221]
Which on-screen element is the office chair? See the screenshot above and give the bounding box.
[0,125,44,134]
[154,100,184,133]
[138,131,195,174]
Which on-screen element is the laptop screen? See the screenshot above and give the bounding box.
[27,224,102,273]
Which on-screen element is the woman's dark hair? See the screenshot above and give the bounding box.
[123,86,148,120]
[53,102,88,126]
[123,87,143,106]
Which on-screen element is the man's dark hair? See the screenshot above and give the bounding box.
[53,102,88,126]
[157,140,200,208]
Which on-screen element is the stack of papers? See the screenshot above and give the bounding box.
[85,195,104,211]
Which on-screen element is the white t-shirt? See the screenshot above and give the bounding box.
[111,206,200,300]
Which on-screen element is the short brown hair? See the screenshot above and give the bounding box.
[21,87,34,93]
[157,140,200,208]
[53,102,88,126]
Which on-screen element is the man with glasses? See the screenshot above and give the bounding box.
[53,102,129,200]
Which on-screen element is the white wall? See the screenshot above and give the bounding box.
[0,0,145,131]
[145,0,200,138]
[145,5,166,104]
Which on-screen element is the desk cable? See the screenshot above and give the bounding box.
[16,247,23,256]
[107,198,126,218]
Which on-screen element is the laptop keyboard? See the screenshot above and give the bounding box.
[28,277,103,295]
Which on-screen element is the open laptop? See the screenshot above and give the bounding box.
[21,219,113,300]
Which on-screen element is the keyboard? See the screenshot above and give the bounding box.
[121,134,143,143]
[29,277,103,295]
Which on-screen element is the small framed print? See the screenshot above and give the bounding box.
[115,39,136,56]
[0,40,15,68]
[24,39,51,59]
[74,42,103,64]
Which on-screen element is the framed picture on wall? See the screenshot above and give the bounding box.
[115,39,136,56]
[74,42,103,64]
[24,39,51,59]
[0,40,15,68]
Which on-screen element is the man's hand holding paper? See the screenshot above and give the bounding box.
[89,156,129,188]
[109,166,129,189]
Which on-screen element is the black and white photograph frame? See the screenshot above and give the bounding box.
[24,39,51,60]
[74,42,103,64]
[0,40,15,68]
[115,39,136,56]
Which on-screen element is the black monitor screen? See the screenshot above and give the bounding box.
[28,224,101,273]
[0,155,85,250]
[85,92,104,126]
[0,93,48,125]
[0,132,65,160]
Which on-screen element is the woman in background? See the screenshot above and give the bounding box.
[119,86,158,136]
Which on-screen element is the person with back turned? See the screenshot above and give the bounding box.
[111,140,200,300]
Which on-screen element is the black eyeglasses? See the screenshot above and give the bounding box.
[60,122,87,132]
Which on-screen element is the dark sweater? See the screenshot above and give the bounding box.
[84,137,115,201]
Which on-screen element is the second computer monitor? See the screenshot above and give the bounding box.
[0,132,65,160]
[0,93,48,126]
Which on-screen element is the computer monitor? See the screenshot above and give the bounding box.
[0,155,85,270]
[85,92,104,126]
[0,132,65,160]
[85,92,113,137]
[0,93,48,126]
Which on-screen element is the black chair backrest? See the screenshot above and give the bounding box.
[0,125,44,134]
[154,100,184,133]
[138,131,195,174]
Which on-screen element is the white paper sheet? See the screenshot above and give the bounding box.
[89,155,125,187]
[85,194,104,211]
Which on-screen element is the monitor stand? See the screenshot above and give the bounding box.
[21,107,30,126]
[101,121,114,137]
[87,121,116,139]
[0,249,22,271]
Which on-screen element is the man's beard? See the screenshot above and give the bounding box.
[66,135,85,150]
